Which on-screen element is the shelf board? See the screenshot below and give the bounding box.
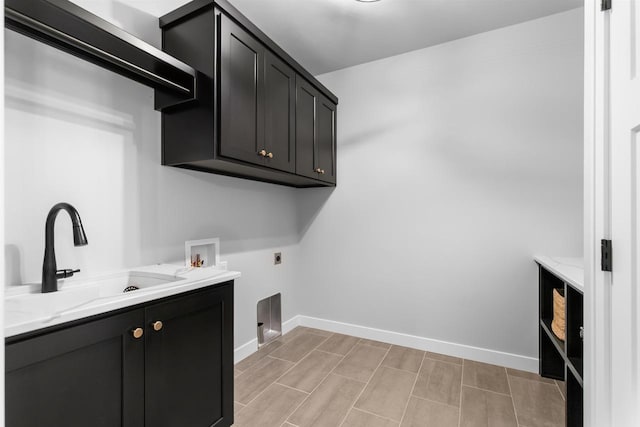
[568,357,584,387]
[540,318,565,354]
[5,0,198,111]
[540,319,584,386]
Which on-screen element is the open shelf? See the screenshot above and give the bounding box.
[537,262,583,426]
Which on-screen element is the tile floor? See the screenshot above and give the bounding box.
[233,327,565,427]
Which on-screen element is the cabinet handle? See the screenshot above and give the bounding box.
[320,169,325,175]
[315,168,322,173]
[258,149,267,157]
[132,327,144,339]
[152,320,164,332]
[267,152,274,159]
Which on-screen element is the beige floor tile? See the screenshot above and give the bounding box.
[280,327,333,343]
[288,374,365,427]
[342,409,399,427]
[234,401,245,414]
[270,332,329,363]
[509,376,564,427]
[282,423,297,427]
[556,380,566,400]
[382,346,425,373]
[298,327,334,337]
[412,358,462,407]
[317,333,360,355]
[278,327,304,343]
[462,360,510,395]
[359,338,392,349]
[401,396,459,427]
[506,368,555,384]
[425,351,463,365]
[234,368,243,378]
[278,350,343,392]
[355,366,416,421]
[334,344,388,382]
[234,383,307,427]
[235,356,295,404]
[235,339,285,371]
[460,386,517,427]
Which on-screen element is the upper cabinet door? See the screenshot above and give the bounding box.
[219,15,265,166]
[295,78,319,179]
[316,95,337,184]
[264,51,296,173]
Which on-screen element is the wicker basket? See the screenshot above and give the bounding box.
[551,288,565,341]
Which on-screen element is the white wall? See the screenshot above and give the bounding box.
[3,1,300,349]
[3,2,583,367]
[298,9,584,361]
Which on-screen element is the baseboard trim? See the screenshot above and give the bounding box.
[234,315,301,364]
[234,314,537,372]
[298,315,538,372]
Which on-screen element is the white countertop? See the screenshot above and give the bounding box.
[534,255,584,292]
[4,264,240,338]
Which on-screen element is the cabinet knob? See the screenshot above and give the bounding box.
[320,169,325,175]
[258,149,267,157]
[152,321,164,332]
[132,327,144,339]
[267,152,274,159]
[315,168,322,173]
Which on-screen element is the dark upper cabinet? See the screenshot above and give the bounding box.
[5,282,235,427]
[145,284,233,427]
[296,79,318,180]
[218,16,295,173]
[5,310,145,427]
[159,1,337,187]
[264,51,296,173]
[296,78,337,184]
[219,15,265,167]
[316,95,337,184]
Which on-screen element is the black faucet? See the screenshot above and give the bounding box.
[42,203,88,293]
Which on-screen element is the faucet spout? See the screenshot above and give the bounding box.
[42,203,88,293]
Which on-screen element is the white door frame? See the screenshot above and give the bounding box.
[584,1,612,426]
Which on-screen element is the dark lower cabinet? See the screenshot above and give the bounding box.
[6,310,145,427]
[5,282,234,427]
[145,284,233,427]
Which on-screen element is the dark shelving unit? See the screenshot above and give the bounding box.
[537,263,584,427]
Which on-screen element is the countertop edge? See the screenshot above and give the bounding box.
[5,269,241,339]
[534,255,585,292]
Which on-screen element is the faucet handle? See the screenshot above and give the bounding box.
[56,268,80,279]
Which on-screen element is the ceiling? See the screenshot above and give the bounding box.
[227,0,582,75]
[117,0,582,76]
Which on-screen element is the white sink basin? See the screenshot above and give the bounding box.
[5,271,185,319]
[4,264,240,338]
[96,271,184,298]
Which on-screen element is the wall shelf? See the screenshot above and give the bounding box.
[5,0,199,111]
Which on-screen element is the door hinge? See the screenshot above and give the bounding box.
[601,239,612,272]
[602,0,612,11]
